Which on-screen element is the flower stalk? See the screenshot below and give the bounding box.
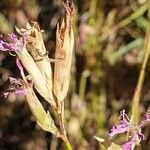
[131,2,150,125]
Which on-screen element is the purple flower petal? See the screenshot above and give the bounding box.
[3,77,27,98]
[109,110,130,137]
[109,123,129,137]
[121,130,145,150]
[0,33,26,52]
[144,110,150,122]
[122,140,136,150]
[108,109,149,149]
[14,88,27,96]
[16,58,25,78]
[140,110,150,127]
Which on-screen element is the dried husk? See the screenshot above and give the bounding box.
[16,22,54,106]
[54,2,74,102]
[16,47,56,108]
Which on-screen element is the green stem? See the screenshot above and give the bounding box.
[79,70,90,100]
[118,3,148,28]
[131,2,150,125]
[65,141,72,150]
[101,3,148,41]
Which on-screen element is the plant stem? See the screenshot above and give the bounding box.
[56,101,72,150]
[100,3,148,41]
[118,3,148,29]
[131,2,150,125]
[79,70,90,100]
[65,140,72,150]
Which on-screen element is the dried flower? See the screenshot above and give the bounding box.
[16,22,54,105]
[54,1,74,102]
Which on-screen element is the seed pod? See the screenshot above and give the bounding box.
[54,1,74,102]
[16,49,56,108]
[16,22,54,106]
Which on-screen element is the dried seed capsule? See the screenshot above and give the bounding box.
[54,1,74,102]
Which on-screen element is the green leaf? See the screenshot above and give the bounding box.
[26,87,58,135]
[37,111,58,134]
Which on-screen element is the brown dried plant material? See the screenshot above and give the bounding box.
[54,1,74,102]
[16,22,56,108]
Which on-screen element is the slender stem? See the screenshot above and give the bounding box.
[131,2,150,125]
[56,101,72,150]
[118,3,148,29]
[65,140,72,150]
[100,3,148,41]
[79,70,90,100]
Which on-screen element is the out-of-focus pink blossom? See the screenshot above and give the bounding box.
[121,131,145,150]
[109,110,130,137]
[109,110,149,150]
[141,111,150,126]
[121,138,136,150]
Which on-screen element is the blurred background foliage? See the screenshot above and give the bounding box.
[0,0,149,149]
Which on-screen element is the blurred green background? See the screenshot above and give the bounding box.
[0,0,149,149]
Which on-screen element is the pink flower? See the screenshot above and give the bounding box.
[122,138,136,150]
[141,111,150,126]
[109,110,149,150]
[121,131,145,150]
[0,33,26,52]
[109,110,130,137]
[3,77,27,98]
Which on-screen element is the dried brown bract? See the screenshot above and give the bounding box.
[54,1,74,102]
